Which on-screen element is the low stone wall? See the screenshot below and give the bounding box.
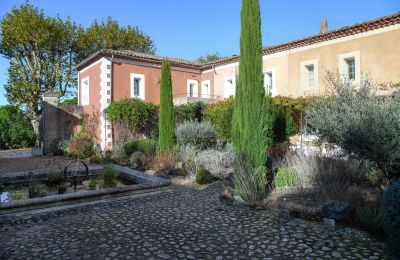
[0,148,43,159]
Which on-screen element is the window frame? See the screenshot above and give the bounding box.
[130,73,145,100]
[338,51,360,83]
[201,80,211,98]
[223,76,236,98]
[81,76,90,106]
[300,59,319,90]
[264,67,276,96]
[187,79,198,98]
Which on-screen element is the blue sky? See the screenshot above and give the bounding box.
[0,0,399,105]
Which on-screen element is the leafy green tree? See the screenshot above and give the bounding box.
[0,3,78,139]
[60,97,78,105]
[158,59,175,152]
[0,105,36,149]
[232,0,273,206]
[232,0,271,167]
[75,17,156,62]
[195,51,225,64]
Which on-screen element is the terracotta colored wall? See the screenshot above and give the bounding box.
[78,61,102,144]
[112,62,201,104]
[200,71,215,98]
[210,65,239,99]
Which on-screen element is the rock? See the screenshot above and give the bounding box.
[322,201,351,222]
[220,190,234,204]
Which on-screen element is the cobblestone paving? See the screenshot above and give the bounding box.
[0,182,385,259]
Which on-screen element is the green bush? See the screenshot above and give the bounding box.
[130,151,146,169]
[88,180,97,190]
[175,121,216,150]
[107,98,158,138]
[111,146,129,165]
[0,105,36,149]
[381,180,400,257]
[47,172,66,187]
[89,154,102,164]
[195,168,213,185]
[354,202,382,235]
[28,183,43,198]
[307,74,400,182]
[57,182,67,194]
[67,135,94,159]
[275,167,297,187]
[101,165,117,188]
[205,97,234,142]
[174,102,206,124]
[123,139,158,157]
[272,105,298,143]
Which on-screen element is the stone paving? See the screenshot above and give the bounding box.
[0,181,385,259]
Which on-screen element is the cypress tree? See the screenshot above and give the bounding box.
[232,0,272,168]
[158,59,175,152]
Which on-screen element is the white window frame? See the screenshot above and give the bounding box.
[130,73,145,100]
[187,79,199,98]
[81,76,89,106]
[223,76,236,98]
[201,80,211,98]
[300,59,319,90]
[264,67,277,96]
[338,51,360,83]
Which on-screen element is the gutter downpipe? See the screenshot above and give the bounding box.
[110,55,114,147]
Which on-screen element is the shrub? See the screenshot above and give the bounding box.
[67,135,94,159]
[11,191,24,200]
[234,159,271,207]
[196,168,213,185]
[381,180,400,258]
[175,121,216,150]
[47,172,66,187]
[205,97,234,142]
[107,98,158,139]
[275,167,298,187]
[123,139,158,157]
[354,201,382,235]
[53,138,70,155]
[57,182,67,194]
[88,180,97,190]
[0,105,36,149]
[150,149,179,173]
[130,151,146,169]
[194,144,234,179]
[28,183,43,198]
[174,102,206,124]
[180,144,198,178]
[111,146,129,165]
[307,74,400,182]
[101,165,118,188]
[89,154,102,164]
[272,105,298,143]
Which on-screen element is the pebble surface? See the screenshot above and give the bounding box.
[0,181,385,259]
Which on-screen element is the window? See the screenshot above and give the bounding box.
[300,60,318,89]
[345,57,355,80]
[81,77,89,106]
[264,67,276,95]
[224,76,236,98]
[201,80,211,98]
[338,51,360,82]
[130,73,145,100]
[306,65,315,87]
[187,80,198,97]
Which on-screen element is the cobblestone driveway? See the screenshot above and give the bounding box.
[0,182,385,259]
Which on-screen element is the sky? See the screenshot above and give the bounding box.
[0,0,399,105]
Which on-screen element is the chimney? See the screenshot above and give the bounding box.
[320,20,328,33]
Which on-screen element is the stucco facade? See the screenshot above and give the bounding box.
[77,12,400,149]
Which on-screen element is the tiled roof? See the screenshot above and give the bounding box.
[203,12,400,68]
[76,12,400,71]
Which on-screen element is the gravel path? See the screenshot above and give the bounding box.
[0,181,385,259]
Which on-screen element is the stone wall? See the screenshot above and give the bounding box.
[42,92,81,154]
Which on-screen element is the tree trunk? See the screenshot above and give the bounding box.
[30,112,41,147]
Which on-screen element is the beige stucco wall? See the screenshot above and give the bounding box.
[211,26,400,98]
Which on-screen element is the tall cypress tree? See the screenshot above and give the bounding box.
[232,0,271,168]
[158,59,175,152]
